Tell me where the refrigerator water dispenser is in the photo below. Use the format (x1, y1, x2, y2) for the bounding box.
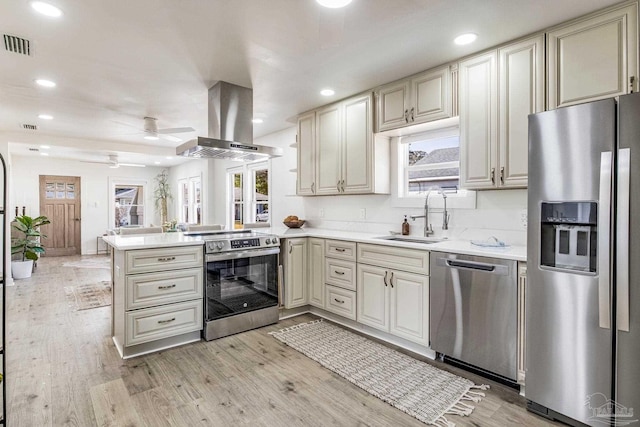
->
(540, 202, 597, 273)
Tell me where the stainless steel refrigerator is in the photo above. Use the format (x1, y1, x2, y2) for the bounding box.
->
(527, 92, 640, 426)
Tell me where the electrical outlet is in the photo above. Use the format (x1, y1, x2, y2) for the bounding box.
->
(520, 210, 528, 229)
(359, 208, 366, 220)
(319, 208, 325, 218)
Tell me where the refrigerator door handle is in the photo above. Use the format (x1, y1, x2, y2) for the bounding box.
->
(598, 151, 612, 330)
(617, 148, 631, 332)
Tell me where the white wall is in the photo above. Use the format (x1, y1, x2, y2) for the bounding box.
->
(252, 126, 528, 246)
(11, 155, 165, 254)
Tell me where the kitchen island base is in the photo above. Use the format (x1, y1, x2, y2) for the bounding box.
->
(113, 331, 201, 359)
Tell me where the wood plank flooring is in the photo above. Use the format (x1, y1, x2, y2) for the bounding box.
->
(5, 255, 560, 426)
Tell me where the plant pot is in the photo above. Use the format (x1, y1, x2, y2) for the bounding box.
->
(12, 259, 34, 280)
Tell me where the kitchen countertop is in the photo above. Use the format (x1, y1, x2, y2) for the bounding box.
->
(269, 226, 527, 262)
(102, 232, 205, 250)
(102, 227, 526, 261)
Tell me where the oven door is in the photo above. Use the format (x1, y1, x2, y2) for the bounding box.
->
(205, 247, 280, 322)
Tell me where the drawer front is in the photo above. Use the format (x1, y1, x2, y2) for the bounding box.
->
(125, 299, 202, 346)
(357, 243, 429, 275)
(325, 240, 357, 261)
(126, 267, 203, 310)
(324, 285, 356, 320)
(325, 259, 356, 291)
(126, 246, 203, 274)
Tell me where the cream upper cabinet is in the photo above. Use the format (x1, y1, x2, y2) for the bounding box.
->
(547, 2, 638, 109)
(498, 35, 545, 188)
(296, 111, 316, 196)
(376, 65, 452, 132)
(297, 92, 390, 196)
(284, 238, 308, 308)
(460, 34, 544, 189)
(308, 238, 325, 309)
(459, 50, 498, 189)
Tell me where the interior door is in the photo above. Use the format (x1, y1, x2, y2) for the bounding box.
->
(39, 175, 81, 256)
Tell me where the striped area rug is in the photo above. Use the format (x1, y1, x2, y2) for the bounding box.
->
(270, 320, 488, 427)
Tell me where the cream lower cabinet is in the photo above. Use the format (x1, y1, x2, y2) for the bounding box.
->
(308, 238, 325, 308)
(323, 239, 357, 319)
(357, 244, 429, 346)
(460, 34, 544, 189)
(284, 238, 308, 308)
(547, 2, 638, 109)
(517, 261, 527, 385)
(112, 245, 204, 358)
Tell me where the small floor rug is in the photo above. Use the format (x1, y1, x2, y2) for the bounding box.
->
(62, 258, 111, 270)
(64, 281, 112, 311)
(270, 320, 488, 427)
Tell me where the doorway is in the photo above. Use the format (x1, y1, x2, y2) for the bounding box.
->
(39, 175, 82, 256)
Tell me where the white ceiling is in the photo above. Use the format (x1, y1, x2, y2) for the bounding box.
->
(0, 0, 621, 166)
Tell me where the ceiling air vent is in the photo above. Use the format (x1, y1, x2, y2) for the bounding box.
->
(22, 124, 38, 130)
(28, 148, 39, 152)
(3, 34, 31, 56)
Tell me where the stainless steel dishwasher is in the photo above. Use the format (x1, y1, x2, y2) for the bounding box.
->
(430, 251, 517, 381)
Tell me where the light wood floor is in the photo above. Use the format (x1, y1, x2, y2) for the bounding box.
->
(5, 255, 560, 426)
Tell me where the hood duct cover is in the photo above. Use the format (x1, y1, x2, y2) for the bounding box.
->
(177, 81, 282, 160)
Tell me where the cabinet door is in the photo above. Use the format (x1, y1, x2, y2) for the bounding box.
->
(357, 264, 389, 332)
(389, 270, 429, 346)
(547, 2, 638, 109)
(342, 93, 373, 193)
(297, 112, 316, 195)
(411, 65, 452, 124)
(315, 104, 342, 195)
(498, 35, 545, 188)
(375, 80, 410, 132)
(285, 238, 308, 308)
(308, 238, 325, 308)
(459, 50, 498, 189)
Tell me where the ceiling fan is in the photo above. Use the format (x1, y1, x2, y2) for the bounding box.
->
(140, 117, 195, 142)
(81, 154, 146, 168)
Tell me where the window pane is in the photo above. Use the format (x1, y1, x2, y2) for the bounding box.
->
(407, 136, 459, 194)
(234, 173, 244, 229)
(115, 185, 144, 227)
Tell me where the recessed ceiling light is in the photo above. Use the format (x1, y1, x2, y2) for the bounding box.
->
(320, 88, 335, 96)
(35, 79, 56, 88)
(252, 118, 264, 124)
(40, 145, 50, 149)
(31, 1, 62, 17)
(454, 33, 478, 45)
(40, 152, 49, 156)
(316, 0, 352, 8)
(143, 135, 159, 141)
(38, 114, 53, 120)
(165, 156, 173, 160)
(154, 161, 161, 165)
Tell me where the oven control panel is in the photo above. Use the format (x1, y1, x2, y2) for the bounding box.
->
(231, 238, 260, 249)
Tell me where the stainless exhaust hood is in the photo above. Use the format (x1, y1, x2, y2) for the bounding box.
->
(176, 81, 282, 161)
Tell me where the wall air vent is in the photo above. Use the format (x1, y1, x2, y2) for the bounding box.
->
(22, 124, 38, 130)
(3, 34, 31, 56)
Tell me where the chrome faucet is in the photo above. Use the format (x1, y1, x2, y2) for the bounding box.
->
(409, 189, 435, 237)
(440, 190, 450, 230)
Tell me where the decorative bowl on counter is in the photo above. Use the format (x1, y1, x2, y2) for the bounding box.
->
(283, 219, 305, 228)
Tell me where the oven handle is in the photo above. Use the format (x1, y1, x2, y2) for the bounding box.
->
(206, 247, 280, 262)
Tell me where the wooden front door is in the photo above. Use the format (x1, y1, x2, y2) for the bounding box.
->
(39, 175, 81, 256)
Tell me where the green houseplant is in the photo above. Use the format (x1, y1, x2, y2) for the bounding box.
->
(11, 214, 50, 279)
(154, 169, 172, 226)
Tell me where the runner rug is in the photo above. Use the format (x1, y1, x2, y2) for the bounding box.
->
(270, 320, 488, 427)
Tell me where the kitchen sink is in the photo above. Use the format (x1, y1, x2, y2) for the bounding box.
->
(373, 235, 446, 245)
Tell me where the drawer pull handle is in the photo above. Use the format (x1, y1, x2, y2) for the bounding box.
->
(334, 298, 345, 304)
(335, 248, 346, 252)
(390, 272, 394, 288)
(334, 270, 345, 275)
(157, 317, 176, 324)
(383, 270, 388, 287)
(158, 257, 176, 262)
(158, 284, 177, 290)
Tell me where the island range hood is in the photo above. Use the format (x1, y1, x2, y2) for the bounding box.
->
(176, 81, 282, 161)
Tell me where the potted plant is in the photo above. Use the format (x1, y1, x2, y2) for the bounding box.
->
(154, 169, 172, 226)
(11, 214, 50, 279)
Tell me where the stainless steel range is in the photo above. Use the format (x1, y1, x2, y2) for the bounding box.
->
(186, 230, 280, 341)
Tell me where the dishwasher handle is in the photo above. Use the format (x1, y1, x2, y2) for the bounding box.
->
(436, 257, 509, 275)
